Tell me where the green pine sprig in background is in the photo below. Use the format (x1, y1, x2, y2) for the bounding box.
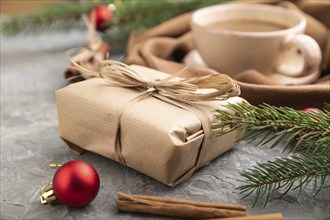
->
(1, 2, 97, 36)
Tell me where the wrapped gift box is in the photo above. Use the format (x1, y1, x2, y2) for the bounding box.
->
(56, 65, 245, 186)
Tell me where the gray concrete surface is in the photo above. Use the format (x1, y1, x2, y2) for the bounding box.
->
(1, 30, 329, 220)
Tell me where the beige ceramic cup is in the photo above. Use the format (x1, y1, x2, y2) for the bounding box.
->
(190, 3, 321, 84)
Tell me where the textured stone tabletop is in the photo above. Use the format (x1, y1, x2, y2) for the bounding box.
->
(1, 30, 329, 220)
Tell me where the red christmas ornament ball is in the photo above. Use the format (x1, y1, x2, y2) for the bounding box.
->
(295, 107, 321, 139)
(301, 107, 320, 113)
(52, 160, 100, 207)
(90, 5, 113, 31)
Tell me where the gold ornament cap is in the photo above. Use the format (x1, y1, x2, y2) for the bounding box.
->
(39, 182, 56, 205)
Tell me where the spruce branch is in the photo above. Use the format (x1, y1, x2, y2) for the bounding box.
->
(213, 103, 330, 154)
(238, 154, 330, 207)
(1, 2, 99, 35)
(213, 103, 330, 206)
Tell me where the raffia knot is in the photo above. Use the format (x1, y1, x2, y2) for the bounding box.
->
(142, 79, 160, 90)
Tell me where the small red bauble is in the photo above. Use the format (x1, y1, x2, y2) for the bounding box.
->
(302, 107, 321, 122)
(301, 108, 320, 114)
(52, 160, 100, 207)
(90, 5, 113, 31)
(295, 107, 321, 139)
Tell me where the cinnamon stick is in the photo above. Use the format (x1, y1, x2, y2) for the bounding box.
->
(206, 213, 284, 220)
(116, 192, 246, 219)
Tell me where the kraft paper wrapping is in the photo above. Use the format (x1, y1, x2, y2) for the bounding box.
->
(56, 65, 245, 185)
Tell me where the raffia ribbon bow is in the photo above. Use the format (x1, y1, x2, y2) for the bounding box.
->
(96, 60, 240, 101)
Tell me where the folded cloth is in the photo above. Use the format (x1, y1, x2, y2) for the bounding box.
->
(125, 0, 330, 109)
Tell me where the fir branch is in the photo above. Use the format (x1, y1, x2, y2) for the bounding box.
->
(238, 154, 330, 207)
(213, 103, 330, 206)
(213, 103, 330, 154)
(1, 2, 100, 35)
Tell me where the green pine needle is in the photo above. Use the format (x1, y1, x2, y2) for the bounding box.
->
(325, 103, 330, 112)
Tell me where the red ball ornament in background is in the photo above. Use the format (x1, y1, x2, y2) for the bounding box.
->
(301, 107, 320, 114)
(40, 161, 100, 207)
(90, 5, 113, 31)
(294, 107, 321, 140)
(301, 107, 321, 122)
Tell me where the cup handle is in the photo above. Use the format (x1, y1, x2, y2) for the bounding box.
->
(275, 34, 321, 77)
